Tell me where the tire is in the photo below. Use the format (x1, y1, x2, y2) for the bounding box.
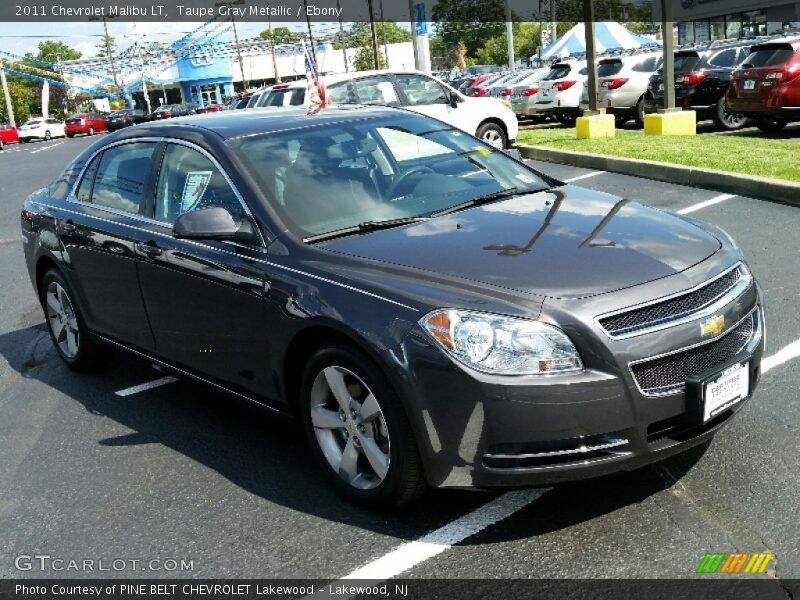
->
(754, 116, 788, 133)
(614, 113, 629, 127)
(44, 130, 51, 141)
(88, 126, 94, 136)
(555, 112, 577, 127)
(634, 96, 646, 128)
(67, 133, 74, 138)
(712, 96, 747, 130)
(475, 121, 508, 150)
(40, 269, 99, 371)
(299, 344, 427, 508)
(0, 139, 4, 151)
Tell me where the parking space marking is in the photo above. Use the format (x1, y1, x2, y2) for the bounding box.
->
(333, 489, 544, 582)
(677, 194, 737, 215)
(564, 171, 605, 183)
(115, 376, 178, 397)
(29, 142, 65, 154)
(762, 338, 800, 374)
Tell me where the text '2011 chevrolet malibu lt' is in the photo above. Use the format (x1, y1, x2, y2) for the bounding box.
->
(20, 107, 764, 507)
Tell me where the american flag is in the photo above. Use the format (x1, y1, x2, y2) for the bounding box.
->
(303, 41, 331, 115)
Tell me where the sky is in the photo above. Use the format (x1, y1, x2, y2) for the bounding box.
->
(0, 21, 317, 61)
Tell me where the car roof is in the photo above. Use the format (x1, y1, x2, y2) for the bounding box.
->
(278, 69, 446, 89)
(110, 105, 409, 141)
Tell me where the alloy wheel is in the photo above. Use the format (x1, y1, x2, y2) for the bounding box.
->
(309, 365, 390, 490)
(722, 107, 746, 129)
(45, 282, 79, 358)
(481, 129, 504, 149)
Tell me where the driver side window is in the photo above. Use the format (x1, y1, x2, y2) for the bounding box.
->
(154, 144, 245, 224)
(394, 74, 449, 106)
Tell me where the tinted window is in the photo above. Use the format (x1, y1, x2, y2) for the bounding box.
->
(352, 76, 400, 106)
(262, 88, 306, 107)
(544, 65, 571, 80)
(674, 52, 701, 72)
(707, 48, 739, 68)
(743, 45, 795, 67)
(632, 56, 661, 72)
(154, 144, 244, 224)
(395, 74, 448, 105)
(75, 156, 99, 203)
(91, 143, 156, 213)
(597, 60, 623, 77)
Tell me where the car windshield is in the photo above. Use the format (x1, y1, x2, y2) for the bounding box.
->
(231, 114, 551, 239)
(544, 65, 571, 80)
(673, 52, 701, 72)
(24, 120, 42, 126)
(597, 60, 623, 77)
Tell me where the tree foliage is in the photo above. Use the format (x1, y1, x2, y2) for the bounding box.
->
(95, 35, 117, 58)
(259, 26, 306, 45)
(353, 46, 386, 71)
(332, 22, 412, 51)
(0, 79, 34, 124)
(35, 40, 82, 64)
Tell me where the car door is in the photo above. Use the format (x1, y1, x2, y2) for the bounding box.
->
(53, 140, 159, 350)
(134, 141, 274, 398)
(392, 73, 460, 125)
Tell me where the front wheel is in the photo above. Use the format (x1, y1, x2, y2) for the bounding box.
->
(754, 116, 788, 133)
(614, 113, 629, 127)
(88, 126, 94, 136)
(476, 122, 507, 149)
(41, 269, 99, 370)
(0, 139, 4, 151)
(712, 97, 747, 130)
(300, 344, 427, 508)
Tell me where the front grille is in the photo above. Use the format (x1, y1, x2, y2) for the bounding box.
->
(631, 310, 756, 397)
(599, 265, 746, 338)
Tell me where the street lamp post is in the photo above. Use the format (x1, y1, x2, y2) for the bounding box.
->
(215, 0, 247, 91)
(88, 14, 119, 89)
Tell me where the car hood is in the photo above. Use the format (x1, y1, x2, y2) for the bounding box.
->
(318, 186, 721, 299)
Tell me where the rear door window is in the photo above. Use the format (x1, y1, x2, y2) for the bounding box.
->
(90, 143, 157, 214)
(743, 45, 795, 67)
(706, 48, 739, 68)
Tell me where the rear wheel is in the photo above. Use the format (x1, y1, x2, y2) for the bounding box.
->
(0, 139, 4, 151)
(712, 97, 747, 130)
(66, 133, 74, 138)
(614, 113, 629, 127)
(300, 344, 427, 508)
(556, 112, 577, 127)
(634, 96, 647, 128)
(754, 116, 788, 133)
(88, 126, 94, 136)
(476, 122, 507, 149)
(40, 269, 99, 370)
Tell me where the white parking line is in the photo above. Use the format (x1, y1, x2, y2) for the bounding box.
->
(762, 338, 800, 374)
(677, 193, 737, 215)
(115, 376, 178, 397)
(564, 171, 605, 183)
(29, 142, 65, 154)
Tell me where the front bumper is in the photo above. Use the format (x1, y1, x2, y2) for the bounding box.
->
(385, 259, 764, 489)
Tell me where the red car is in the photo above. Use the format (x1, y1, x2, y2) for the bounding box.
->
(65, 112, 107, 137)
(0, 125, 19, 150)
(195, 103, 225, 114)
(727, 37, 800, 132)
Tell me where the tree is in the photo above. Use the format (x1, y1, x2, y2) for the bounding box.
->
(353, 46, 386, 71)
(332, 22, 411, 50)
(96, 34, 117, 58)
(430, 0, 506, 63)
(259, 26, 305, 45)
(35, 40, 81, 65)
(0, 78, 34, 124)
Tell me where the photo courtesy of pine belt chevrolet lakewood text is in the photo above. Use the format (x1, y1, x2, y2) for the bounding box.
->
(20, 107, 764, 507)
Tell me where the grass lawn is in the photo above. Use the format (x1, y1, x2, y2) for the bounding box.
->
(517, 127, 800, 183)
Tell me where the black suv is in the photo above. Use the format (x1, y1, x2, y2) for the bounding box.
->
(646, 39, 754, 130)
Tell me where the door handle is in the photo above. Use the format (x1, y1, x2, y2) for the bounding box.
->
(136, 240, 163, 258)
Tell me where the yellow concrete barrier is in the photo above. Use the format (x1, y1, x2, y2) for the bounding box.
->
(576, 113, 616, 139)
(644, 110, 697, 136)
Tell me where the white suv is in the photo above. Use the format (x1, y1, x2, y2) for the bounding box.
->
(531, 60, 588, 126)
(255, 70, 518, 149)
(579, 51, 662, 127)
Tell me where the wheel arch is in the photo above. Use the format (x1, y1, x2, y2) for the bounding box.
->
(477, 116, 508, 138)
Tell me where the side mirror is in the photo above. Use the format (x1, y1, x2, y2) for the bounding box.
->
(503, 148, 522, 161)
(173, 207, 257, 244)
(448, 91, 460, 108)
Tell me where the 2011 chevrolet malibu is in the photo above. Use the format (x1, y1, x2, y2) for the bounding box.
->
(20, 107, 764, 507)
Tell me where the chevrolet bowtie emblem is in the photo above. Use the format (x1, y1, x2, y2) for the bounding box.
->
(701, 315, 725, 337)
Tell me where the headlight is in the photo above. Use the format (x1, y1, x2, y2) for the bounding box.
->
(420, 309, 583, 375)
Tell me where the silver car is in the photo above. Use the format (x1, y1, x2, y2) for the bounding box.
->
(509, 68, 552, 119)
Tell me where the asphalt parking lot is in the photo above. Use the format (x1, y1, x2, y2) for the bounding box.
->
(1, 134, 799, 587)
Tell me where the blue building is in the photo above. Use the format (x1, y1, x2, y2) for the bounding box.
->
(177, 51, 234, 107)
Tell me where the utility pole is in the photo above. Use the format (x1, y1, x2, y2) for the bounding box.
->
(267, 13, 281, 82)
(661, 0, 676, 111)
(583, 0, 601, 114)
(0, 59, 16, 128)
(216, 0, 247, 91)
(366, 0, 381, 70)
(337, 0, 349, 72)
(505, 0, 515, 71)
(89, 14, 119, 89)
(408, 0, 420, 70)
(303, 0, 318, 65)
(379, 0, 390, 69)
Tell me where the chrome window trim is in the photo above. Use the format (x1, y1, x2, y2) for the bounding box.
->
(65, 136, 266, 247)
(628, 305, 761, 398)
(595, 262, 751, 340)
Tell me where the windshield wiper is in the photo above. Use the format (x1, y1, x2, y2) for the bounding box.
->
(304, 216, 429, 243)
(429, 187, 540, 217)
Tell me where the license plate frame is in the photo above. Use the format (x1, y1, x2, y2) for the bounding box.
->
(744, 79, 756, 90)
(685, 358, 753, 425)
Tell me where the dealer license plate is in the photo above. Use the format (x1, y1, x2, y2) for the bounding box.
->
(703, 362, 749, 422)
(744, 80, 756, 90)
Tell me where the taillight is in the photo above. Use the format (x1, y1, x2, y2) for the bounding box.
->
(522, 87, 539, 96)
(122, 115, 129, 122)
(20, 209, 33, 223)
(501, 88, 512, 96)
(676, 71, 707, 86)
(767, 64, 800, 83)
(554, 80, 576, 92)
(604, 78, 629, 90)
(474, 88, 489, 97)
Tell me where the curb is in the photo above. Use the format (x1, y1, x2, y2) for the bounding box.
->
(515, 144, 800, 206)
